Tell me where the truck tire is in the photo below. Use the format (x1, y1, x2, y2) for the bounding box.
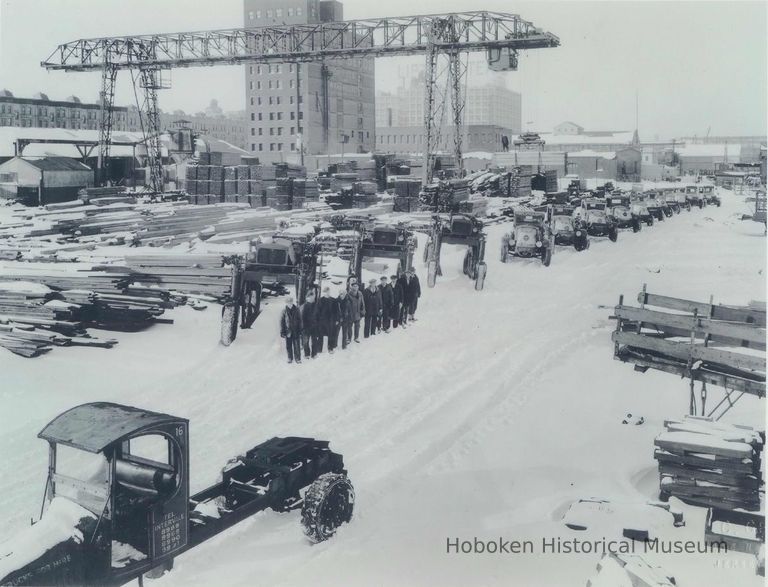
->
(427, 260, 438, 288)
(632, 218, 641, 232)
(608, 226, 618, 242)
(220, 302, 238, 346)
(301, 473, 355, 543)
(474, 262, 487, 291)
(423, 241, 432, 264)
(646, 215, 654, 227)
(541, 246, 552, 267)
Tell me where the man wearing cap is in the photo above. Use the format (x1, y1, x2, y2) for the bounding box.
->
(279, 296, 302, 364)
(337, 288, 353, 349)
(347, 280, 365, 343)
(390, 273, 405, 329)
(363, 278, 382, 338)
(300, 290, 318, 358)
(316, 286, 340, 354)
(379, 275, 394, 333)
(405, 267, 421, 321)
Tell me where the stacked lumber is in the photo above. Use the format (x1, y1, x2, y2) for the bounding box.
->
(655, 416, 764, 511)
(531, 169, 558, 193)
(78, 186, 127, 204)
(124, 254, 232, 299)
(612, 289, 766, 398)
(313, 229, 359, 259)
(419, 179, 470, 211)
(275, 162, 306, 179)
(293, 179, 319, 202)
(330, 173, 358, 192)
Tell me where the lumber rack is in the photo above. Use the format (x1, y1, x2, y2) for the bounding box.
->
(612, 285, 766, 419)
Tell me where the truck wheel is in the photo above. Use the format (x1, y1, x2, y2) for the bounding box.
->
(220, 302, 238, 346)
(541, 246, 552, 267)
(646, 216, 654, 227)
(675, 205, 681, 215)
(423, 241, 432, 264)
(301, 473, 355, 543)
(686, 202, 691, 212)
(474, 262, 487, 291)
(609, 226, 618, 242)
(462, 250, 471, 277)
(427, 260, 438, 288)
(657, 211, 665, 221)
(632, 218, 641, 232)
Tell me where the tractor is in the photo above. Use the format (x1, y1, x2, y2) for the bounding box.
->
(501, 209, 555, 266)
(675, 187, 692, 211)
(662, 188, 681, 214)
(548, 204, 589, 251)
(578, 198, 619, 241)
(607, 194, 642, 232)
(630, 193, 655, 227)
(0, 403, 354, 587)
(699, 185, 720, 206)
(220, 238, 321, 346)
(349, 222, 417, 281)
(645, 191, 668, 220)
(423, 213, 487, 290)
(685, 185, 705, 208)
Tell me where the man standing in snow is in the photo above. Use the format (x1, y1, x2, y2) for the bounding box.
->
(337, 289, 353, 349)
(379, 275, 394, 333)
(397, 272, 410, 327)
(300, 291, 318, 358)
(390, 273, 405, 329)
(347, 281, 365, 343)
(405, 268, 421, 321)
(316, 286, 340, 354)
(363, 278, 382, 338)
(279, 296, 302, 364)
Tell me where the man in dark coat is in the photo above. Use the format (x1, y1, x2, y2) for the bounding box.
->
(397, 273, 410, 326)
(405, 267, 421, 321)
(390, 273, 404, 329)
(315, 286, 340, 353)
(379, 275, 394, 332)
(279, 296, 302, 363)
(299, 292, 318, 358)
(363, 278, 382, 338)
(337, 289, 353, 349)
(347, 281, 365, 343)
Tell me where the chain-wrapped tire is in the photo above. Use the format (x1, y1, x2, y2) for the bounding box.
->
(220, 302, 238, 346)
(301, 473, 355, 543)
(427, 260, 438, 288)
(474, 262, 487, 291)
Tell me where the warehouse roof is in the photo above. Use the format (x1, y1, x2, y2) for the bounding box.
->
(567, 150, 617, 159)
(39, 402, 186, 453)
(0, 127, 167, 158)
(23, 157, 92, 172)
(513, 131, 637, 146)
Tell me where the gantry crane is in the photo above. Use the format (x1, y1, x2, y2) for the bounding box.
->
(42, 11, 559, 192)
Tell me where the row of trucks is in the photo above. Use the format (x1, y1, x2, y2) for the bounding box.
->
(499, 183, 717, 268)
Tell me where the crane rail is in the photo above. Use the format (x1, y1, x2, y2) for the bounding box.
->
(42, 11, 559, 71)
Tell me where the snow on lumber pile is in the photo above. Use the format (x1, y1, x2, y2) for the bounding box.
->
(654, 415, 764, 511)
(124, 254, 233, 299)
(612, 289, 766, 397)
(586, 553, 675, 587)
(563, 499, 683, 541)
(0, 497, 97, 585)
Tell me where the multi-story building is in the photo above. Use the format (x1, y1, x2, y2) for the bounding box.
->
(158, 110, 247, 151)
(243, 0, 376, 162)
(0, 89, 139, 131)
(375, 68, 522, 154)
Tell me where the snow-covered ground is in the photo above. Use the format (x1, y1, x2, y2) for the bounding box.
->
(0, 189, 764, 586)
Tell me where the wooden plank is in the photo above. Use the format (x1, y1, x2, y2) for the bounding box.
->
(616, 305, 765, 349)
(613, 331, 766, 373)
(654, 449, 756, 475)
(638, 292, 766, 327)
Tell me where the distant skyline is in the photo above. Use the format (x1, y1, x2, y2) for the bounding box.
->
(1, 0, 766, 140)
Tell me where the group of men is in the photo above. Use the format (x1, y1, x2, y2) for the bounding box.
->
(279, 268, 422, 364)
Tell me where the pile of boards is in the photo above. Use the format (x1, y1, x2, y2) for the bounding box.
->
(655, 416, 764, 511)
(419, 179, 471, 212)
(124, 254, 233, 299)
(612, 289, 766, 398)
(468, 168, 533, 199)
(0, 275, 178, 358)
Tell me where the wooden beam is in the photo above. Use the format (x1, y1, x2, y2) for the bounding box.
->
(637, 292, 766, 327)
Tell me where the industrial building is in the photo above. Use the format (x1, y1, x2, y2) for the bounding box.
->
(674, 143, 742, 174)
(243, 0, 376, 162)
(566, 148, 642, 182)
(0, 89, 139, 131)
(0, 156, 93, 205)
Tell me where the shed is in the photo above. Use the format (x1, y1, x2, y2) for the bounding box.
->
(0, 156, 93, 205)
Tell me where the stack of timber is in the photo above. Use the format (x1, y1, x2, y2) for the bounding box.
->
(0, 276, 178, 358)
(78, 186, 129, 204)
(532, 169, 558, 193)
(124, 254, 232, 299)
(293, 179, 319, 202)
(655, 416, 764, 511)
(312, 229, 359, 259)
(419, 179, 470, 212)
(612, 289, 766, 398)
(330, 173, 358, 192)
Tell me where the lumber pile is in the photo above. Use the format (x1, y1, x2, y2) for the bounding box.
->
(587, 553, 676, 587)
(124, 254, 233, 299)
(0, 278, 177, 358)
(612, 288, 766, 398)
(655, 415, 764, 511)
(419, 179, 470, 212)
(532, 169, 558, 193)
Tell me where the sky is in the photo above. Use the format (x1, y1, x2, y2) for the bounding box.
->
(0, 0, 766, 140)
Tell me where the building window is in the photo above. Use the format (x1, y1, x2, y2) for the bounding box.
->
(257, 97, 262, 105)
(250, 112, 255, 121)
(257, 65, 262, 75)
(290, 126, 295, 135)
(276, 96, 281, 105)
(258, 113, 263, 121)
(268, 80, 273, 89)
(251, 128, 255, 136)
(269, 113, 274, 121)
(277, 127, 283, 135)
(276, 80, 282, 89)
(259, 143, 263, 151)
(288, 8, 294, 16)
(277, 112, 282, 120)
(290, 111, 295, 120)
(289, 79, 294, 89)
(298, 112, 303, 120)
(289, 96, 294, 105)
(297, 7, 302, 16)
(270, 143, 275, 151)
(276, 8, 283, 17)
(251, 143, 255, 151)
(278, 143, 283, 151)
(268, 96, 273, 105)
(270, 128, 274, 135)
(258, 128, 263, 135)
(291, 143, 296, 151)
(249, 81, 254, 90)
(266, 9, 273, 17)
(289, 64, 294, 73)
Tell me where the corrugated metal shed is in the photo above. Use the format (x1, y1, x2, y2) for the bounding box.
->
(23, 157, 91, 172)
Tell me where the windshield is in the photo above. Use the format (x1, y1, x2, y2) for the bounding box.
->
(52, 445, 109, 514)
(553, 216, 572, 231)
